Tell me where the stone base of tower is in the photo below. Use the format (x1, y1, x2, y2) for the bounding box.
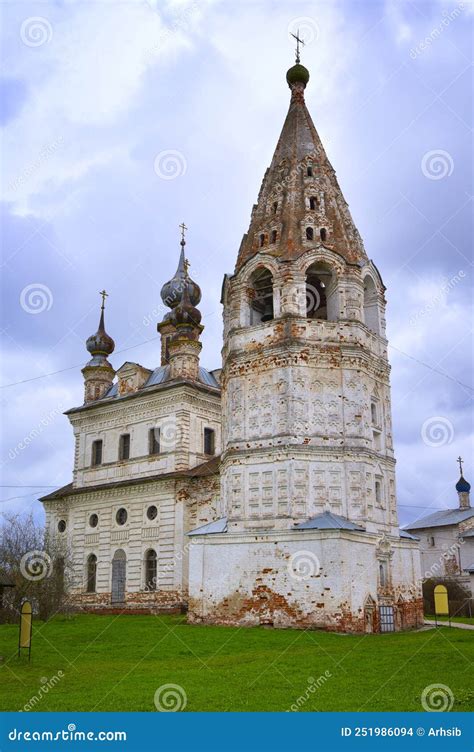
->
(188, 529, 423, 633)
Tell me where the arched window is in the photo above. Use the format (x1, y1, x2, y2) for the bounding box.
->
(306, 227, 314, 241)
(259, 233, 265, 247)
(145, 549, 157, 591)
(305, 262, 338, 321)
(307, 165, 313, 177)
(309, 196, 317, 210)
(87, 554, 97, 593)
(320, 228, 327, 241)
(379, 561, 388, 588)
(271, 230, 277, 244)
(249, 267, 274, 324)
(363, 275, 380, 335)
(371, 401, 378, 426)
(272, 201, 278, 214)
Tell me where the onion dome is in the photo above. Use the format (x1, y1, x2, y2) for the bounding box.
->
(286, 63, 310, 88)
(171, 271, 202, 331)
(86, 291, 115, 358)
(456, 476, 471, 493)
(160, 236, 201, 310)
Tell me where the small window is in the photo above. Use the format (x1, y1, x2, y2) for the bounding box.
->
(58, 519, 66, 533)
(145, 549, 157, 591)
(375, 480, 382, 504)
(87, 554, 97, 593)
(259, 233, 265, 247)
(306, 227, 314, 241)
(204, 427, 215, 456)
(116, 508, 128, 526)
(428, 535, 435, 547)
(149, 428, 160, 455)
(371, 402, 378, 426)
(271, 230, 277, 244)
(272, 201, 278, 214)
(91, 439, 103, 467)
(89, 513, 98, 528)
(147, 505, 158, 521)
(309, 196, 317, 210)
(119, 434, 130, 461)
(379, 561, 388, 588)
(320, 228, 327, 241)
(307, 165, 313, 177)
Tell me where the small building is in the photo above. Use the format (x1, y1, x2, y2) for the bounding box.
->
(404, 463, 474, 615)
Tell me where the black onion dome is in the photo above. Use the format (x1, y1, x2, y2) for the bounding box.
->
(160, 241, 201, 309)
(456, 475, 471, 493)
(171, 274, 202, 328)
(86, 309, 115, 356)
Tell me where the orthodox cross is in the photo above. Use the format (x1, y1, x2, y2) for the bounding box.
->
(291, 29, 305, 64)
(179, 222, 188, 244)
(99, 289, 108, 311)
(457, 456, 464, 475)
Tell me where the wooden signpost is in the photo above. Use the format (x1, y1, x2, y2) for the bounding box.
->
(18, 600, 33, 660)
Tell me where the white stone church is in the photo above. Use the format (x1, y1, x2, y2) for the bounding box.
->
(41, 57, 424, 633)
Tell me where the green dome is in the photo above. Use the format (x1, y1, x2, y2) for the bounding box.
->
(286, 63, 310, 87)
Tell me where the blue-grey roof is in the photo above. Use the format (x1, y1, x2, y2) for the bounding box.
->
(294, 511, 365, 531)
(102, 364, 219, 400)
(399, 529, 420, 541)
(404, 507, 474, 531)
(460, 529, 474, 538)
(187, 517, 227, 537)
(463, 563, 474, 573)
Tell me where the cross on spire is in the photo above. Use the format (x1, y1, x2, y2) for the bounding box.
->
(457, 456, 464, 475)
(291, 29, 305, 64)
(99, 289, 108, 311)
(179, 222, 188, 245)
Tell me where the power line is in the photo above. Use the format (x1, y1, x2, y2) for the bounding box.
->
(0, 336, 161, 389)
(1, 336, 471, 391)
(388, 343, 473, 392)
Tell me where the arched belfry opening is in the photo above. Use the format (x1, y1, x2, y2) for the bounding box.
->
(363, 276, 380, 335)
(305, 262, 338, 321)
(249, 267, 274, 324)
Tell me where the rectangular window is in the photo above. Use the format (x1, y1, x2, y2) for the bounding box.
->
(428, 535, 435, 547)
(149, 428, 160, 455)
(204, 427, 215, 456)
(91, 439, 103, 466)
(119, 434, 130, 461)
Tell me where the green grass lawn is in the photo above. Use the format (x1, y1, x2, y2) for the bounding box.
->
(0, 614, 473, 712)
(425, 615, 474, 625)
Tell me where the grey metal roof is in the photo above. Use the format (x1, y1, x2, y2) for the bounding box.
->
(101, 364, 219, 401)
(404, 507, 474, 531)
(399, 529, 420, 541)
(463, 563, 474, 573)
(460, 529, 474, 538)
(294, 511, 365, 531)
(187, 516, 227, 537)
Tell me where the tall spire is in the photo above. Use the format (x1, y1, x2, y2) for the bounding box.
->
(82, 291, 115, 403)
(235, 56, 367, 272)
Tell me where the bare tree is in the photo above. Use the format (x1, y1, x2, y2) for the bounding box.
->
(0, 512, 72, 623)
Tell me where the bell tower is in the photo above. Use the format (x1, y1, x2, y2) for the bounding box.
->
(220, 57, 396, 536)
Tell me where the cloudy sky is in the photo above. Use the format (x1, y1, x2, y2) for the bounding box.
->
(0, 0, 472, 527)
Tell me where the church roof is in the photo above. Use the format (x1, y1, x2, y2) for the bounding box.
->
(187, 517, 228, 537)
(39, 456, 221, 502)
(235, 65, 367, 272)
(101, 365, 219, 401)
(399, 529, 420, 541)
(460, 529, 474, 538)
(294, 511, 365, 531)
(404, 506, 474, 531)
